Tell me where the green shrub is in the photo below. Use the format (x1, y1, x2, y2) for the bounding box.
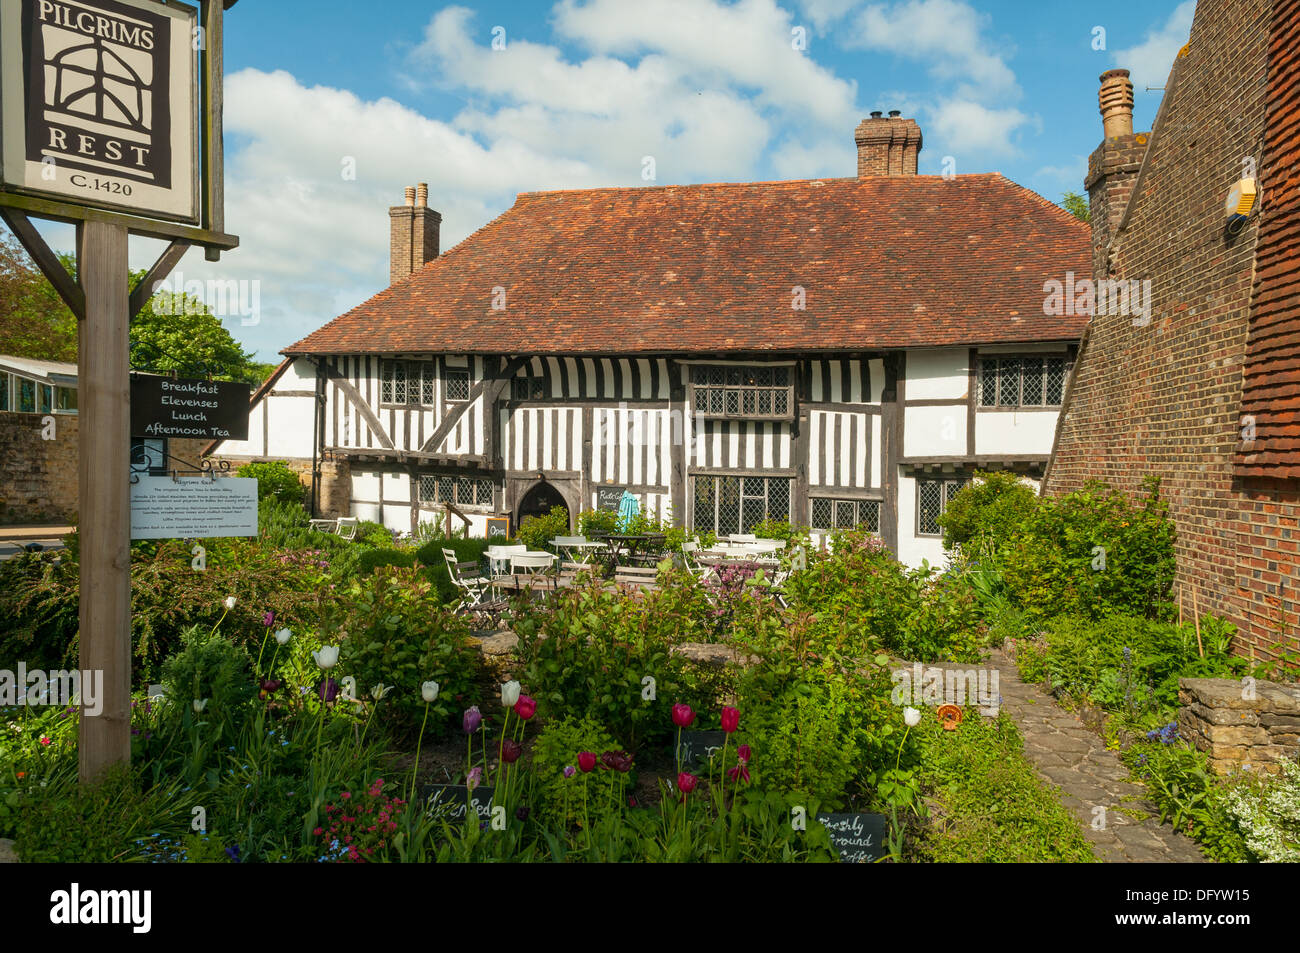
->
(1224, 758, 1300, 862)
(576, 508, 620, 538)
(937, 470, 1038, 553)
(517, 506, 570, 551)
(1122, 741, 1252, 862)
(333, 570, 479, 739)
(237, 461, 305, 504)
(160, 624, 256, 725)
(530, 715, 625, 829)
(357, 549, 416, 575)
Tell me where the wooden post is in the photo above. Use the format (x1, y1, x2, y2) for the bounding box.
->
(77, 220, 132, 781)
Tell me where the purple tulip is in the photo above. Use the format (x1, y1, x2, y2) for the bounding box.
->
(563, 765, 576, 778)
(316, 678, 339, 703)
(262, 611, 275, 627)
(463, 706, 482, 734)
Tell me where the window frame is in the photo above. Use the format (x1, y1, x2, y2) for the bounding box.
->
(443, 367, 471, 404)
(417, 473, 495, 511)
(976, 354, 1071, 410)
(690, 473, 792, 535)
(688, 365, 795, 422)
(915, 477, 968, 537)
(810, 496, 882, 534)
(380, 360, 438, 408)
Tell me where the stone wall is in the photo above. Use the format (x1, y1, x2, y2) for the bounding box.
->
(0, 412, 78, 523)
(205, 454, 351, 518)
(1177, 677, 1300, 775)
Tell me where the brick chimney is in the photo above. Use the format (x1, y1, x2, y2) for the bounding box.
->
(389, 183, 441, 284)
(1084, 70, 1147, 277)
(855, 111, 923, 176)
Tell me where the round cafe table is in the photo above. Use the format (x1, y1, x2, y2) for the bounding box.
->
(593, 533, 668, 570)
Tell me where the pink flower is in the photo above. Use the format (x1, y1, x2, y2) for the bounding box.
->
(720, 706, 740, 733)
(677, 772, 698, 795)
(737, 744, 752, 764)
(39, 736, 51, 746)
(672, 704, 696, 728)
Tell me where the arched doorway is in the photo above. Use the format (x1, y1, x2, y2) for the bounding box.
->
(516, 480, 569, 530)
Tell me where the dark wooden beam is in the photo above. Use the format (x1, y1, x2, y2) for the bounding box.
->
(129, 241, 190, 318)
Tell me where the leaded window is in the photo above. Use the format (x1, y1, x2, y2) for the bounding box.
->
(444, 369, 470, 402)
(418, 474, 494, 508)
(690, 365, 793, 420)
(691, 475, 791, 535)
(381, 361, 438, 406)
(917, 477, 967, 536)
(811, 498, 881, 534)
(977, 355, 1070, 408)
(511, 376, 548, 400)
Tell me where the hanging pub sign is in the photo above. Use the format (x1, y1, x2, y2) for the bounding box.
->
(0, 0, 200, 223)
(130, 372, 250, 440)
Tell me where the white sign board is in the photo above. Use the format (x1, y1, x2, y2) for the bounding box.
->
(130, 475, 258, 539)
(0, 0, 200, 222)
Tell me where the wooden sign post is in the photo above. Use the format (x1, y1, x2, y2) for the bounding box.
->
(0, 0, 240, 782)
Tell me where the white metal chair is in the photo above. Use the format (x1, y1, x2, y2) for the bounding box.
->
(680, 538, 711, 580)
(729, 533, 759, 544)
(486, 544, 527, 593)
(443, 548, 490, 613)
(335, 517, 359, 540)
(511, 552, 558, 576)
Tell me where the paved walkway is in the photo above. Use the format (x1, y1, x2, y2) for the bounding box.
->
(980, 647, 1207, 862)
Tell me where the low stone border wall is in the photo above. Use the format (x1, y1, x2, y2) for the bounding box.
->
(1177, 677, 1300, 775)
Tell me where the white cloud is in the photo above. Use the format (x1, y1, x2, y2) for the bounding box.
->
(1111, 1, 1195, 95)
(848, 0, 1019, 102)
(795, 0, 861, 32)
(926, 99, 1030, 157)
(1034, 156, 1089, 191)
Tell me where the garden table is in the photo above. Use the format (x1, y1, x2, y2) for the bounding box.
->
(549, 537, 605, 565)
(593, 533, 668, 570)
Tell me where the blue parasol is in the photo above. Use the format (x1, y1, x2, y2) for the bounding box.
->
(616, 490, 641, 532)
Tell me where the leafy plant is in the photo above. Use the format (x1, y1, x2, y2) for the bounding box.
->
(236, 461, 306, 505)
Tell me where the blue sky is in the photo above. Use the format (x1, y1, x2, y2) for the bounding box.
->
(26, 0, 1197, 363)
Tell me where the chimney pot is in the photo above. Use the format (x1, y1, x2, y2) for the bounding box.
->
(416, 183, 428, 208)
(888, 109, 902, 118)
(390, 184, 441, 284)
(1098, 69, 1135, 139)
(404, 186, 415, 206)
(870, 110, 883, 119)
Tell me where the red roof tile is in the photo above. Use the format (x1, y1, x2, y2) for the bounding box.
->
(286, 174, 1091, 356)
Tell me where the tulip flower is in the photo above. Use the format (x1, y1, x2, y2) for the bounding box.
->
(410, 681, 442, 802)
(514, 694, 537, 720)
(671, 703, 696, 728)
(262, 610, 275, 627)
(312, 646, 340, 670)
(502, 739, 522, 764)
(578, 751, 597, 773)
(224, 596, 237, 610)
(563, 765, 576, 779)
(274, 628, 292, 645)
(600, 750, 634, 773)
(500, 680, 521, 708)
(463, 706, 482, 734)
(467, 766, 482, 791)
(193, 699, 208, 714)
(370, 683, 394, 702)
(904, 706, 922, 727)
(737, 744, 751, 764)
(677, 771, 697, 794)
(316, 678, 339, 703)
(720, 706, 740, 733)
(421, 681, 440, 703)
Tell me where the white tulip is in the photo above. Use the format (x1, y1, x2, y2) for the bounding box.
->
(193, 699, 208, 714)
(903, 706, 922, 727)
(370, 683, 394, 702)
(274, 628, 292, 645)
(422, 681, 440, 703)
(501, 680, 521, 708)
(312, 646, 340, 670)
(224, 596, 237, 610)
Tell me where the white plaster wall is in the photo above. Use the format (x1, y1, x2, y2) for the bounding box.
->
(974, 410, 1060, 455)
(905, 349, 968, 400)
(384, 471, 411, 504)
(351, 471, 380, 502)
(904, 404, 968, 457)
(266, 395, 315, 458)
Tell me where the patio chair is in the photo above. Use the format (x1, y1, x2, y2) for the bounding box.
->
(511, 551, 561, 596)
(442, 548, 491, 614)
(729, 533, 758, 544)
(335, 517, 359, 541)
(486, 544, 527, 593)
(679, 538, 710, 579)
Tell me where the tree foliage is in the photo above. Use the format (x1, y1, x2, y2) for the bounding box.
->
(0, 229, 271, 385)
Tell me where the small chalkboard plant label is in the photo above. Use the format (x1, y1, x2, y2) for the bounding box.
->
(816, 812, 886, 863)
(423, 784, 495, 824)
(675, 730, 727, 770)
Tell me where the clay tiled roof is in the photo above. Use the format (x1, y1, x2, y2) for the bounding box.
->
(286, 174, 1090, 357)
(1237, 0, 1300, 478)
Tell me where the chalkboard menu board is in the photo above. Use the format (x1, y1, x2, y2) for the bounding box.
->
(486, 517, 510, 539)
(675, 730, 727, 770)
(130, 373, 251, 441)
(596, 485, 626, 512)
(816, 812, 886, 863)
(423, 784, 494, 824)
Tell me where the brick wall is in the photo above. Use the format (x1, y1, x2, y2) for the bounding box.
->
(206, 454, 351, 518)
(1044, 0, 1300, 664)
